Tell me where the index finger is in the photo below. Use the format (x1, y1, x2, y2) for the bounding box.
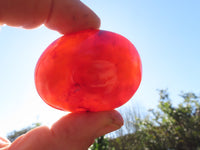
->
(0, 0, 100, 34)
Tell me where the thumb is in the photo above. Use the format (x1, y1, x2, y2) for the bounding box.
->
(8, 110, 123, 150)
(51, 110, 124, 149)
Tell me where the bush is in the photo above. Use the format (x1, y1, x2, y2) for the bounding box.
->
(109, 90, 200, 150)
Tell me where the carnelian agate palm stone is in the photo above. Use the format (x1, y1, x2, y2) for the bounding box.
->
(35, 29, 142, 112)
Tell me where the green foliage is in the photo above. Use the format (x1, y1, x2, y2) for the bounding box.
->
(7, 122, 41, 142)
(137, 90, 200, 150)
(109, 90, 200, 150)
(90, 136, 113, 150)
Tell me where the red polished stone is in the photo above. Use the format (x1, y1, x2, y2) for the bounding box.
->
(35, 29, 142, 112)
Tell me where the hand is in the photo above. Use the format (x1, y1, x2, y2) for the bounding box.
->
(0, 0, 100, 34)
(0, 111, 123, 150)
(0, 0, 123, 149)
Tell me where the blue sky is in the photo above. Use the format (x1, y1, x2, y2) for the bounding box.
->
(0, 0, 200, 137)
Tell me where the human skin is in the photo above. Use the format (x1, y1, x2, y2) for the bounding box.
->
(0, 0, 124, 149)
(0, 0, 100, 34)
(0, 111, 123, 150)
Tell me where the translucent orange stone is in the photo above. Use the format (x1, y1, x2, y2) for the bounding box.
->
(35, 29, 142, 112)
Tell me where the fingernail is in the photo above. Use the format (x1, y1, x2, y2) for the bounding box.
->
(109, 110, 124, 127)
(96, 111, 124, 137)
